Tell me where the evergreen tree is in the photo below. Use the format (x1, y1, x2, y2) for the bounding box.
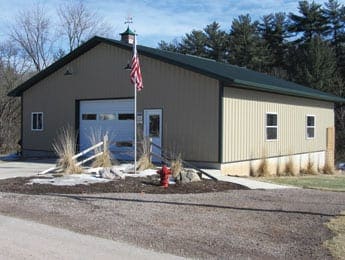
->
(157, 39, 180, 52)
(179, 30, 208, 58)
(229, 14, 268, 71)
(288, 1, 329, 42)
(203, 22, 229, 62)
(323, 0, 345, 74)
(323, 0, 345, 45)
(259, 13, 288, 74)
(290, 36, 336, 92)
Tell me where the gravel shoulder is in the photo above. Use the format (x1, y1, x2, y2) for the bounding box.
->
(1, 189, 345, 259)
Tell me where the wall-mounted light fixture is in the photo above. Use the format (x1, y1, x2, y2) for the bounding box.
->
(64, 67, 73, 76)
(123, 62, 131, 70)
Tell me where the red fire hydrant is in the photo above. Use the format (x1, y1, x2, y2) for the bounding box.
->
(157, 165, 171, 188)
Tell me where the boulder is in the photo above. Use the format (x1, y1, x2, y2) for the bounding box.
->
(186, 171, 201, 182)
(99, 168, 115, 179)
(176, 169, 201, 183)
(110, 167, 126, 179)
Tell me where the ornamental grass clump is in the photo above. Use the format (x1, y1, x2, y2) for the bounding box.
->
(323, 162, 335, 175)
(284, 156, 296, 176)
(137, 136, 154, 171)
(52, 125, 82, 174)
(256, 158, 271, 177)
(252, 150, 270, 177)
(89, 129, 114, 168)
(301, 156, 318, 175)
(171, 153, 183, 178)
(92, 144, 113, 168)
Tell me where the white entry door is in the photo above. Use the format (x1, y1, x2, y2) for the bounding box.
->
(144, 109, 162, 162)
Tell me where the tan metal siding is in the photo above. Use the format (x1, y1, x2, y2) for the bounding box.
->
(138, 55, 219, 162)
(23, 43, 219, 162)
(222, 87, 334, 162)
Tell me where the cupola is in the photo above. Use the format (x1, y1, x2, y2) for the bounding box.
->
(120, 26, 136, 44)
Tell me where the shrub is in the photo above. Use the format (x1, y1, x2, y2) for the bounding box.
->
(52, 125, 82, 174)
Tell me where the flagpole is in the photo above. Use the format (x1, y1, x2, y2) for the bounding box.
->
(134, 80, 137, 174)
(133, 33, 137, 174)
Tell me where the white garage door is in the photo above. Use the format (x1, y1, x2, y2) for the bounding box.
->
(79, 99, 134, 160)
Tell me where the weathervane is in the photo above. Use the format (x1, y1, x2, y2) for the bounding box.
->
(125, 16, 133, 25)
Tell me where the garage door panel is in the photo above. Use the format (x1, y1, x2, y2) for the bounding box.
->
(79, 99, 134, 160)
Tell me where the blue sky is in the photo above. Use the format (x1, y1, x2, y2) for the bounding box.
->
(1, 0, 344, 47)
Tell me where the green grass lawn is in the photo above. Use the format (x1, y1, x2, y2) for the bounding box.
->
(259, 174, 345, 191)
(324, 211, 345, 259)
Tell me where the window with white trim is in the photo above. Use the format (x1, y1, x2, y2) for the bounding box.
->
(306, 115, 315, 139)
(266, 113, 278, 140)
(31, 112, 43, 131)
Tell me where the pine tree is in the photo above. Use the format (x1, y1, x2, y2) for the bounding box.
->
(157, 39, 180, 52)
(323, 0, 345, 74)
(229, 14, 269, 72)
(291, 36, 336, 92)
(259, 13, 288, 75)
(179, 30, 208, 58)
(323, 0, 345, 45)
(203, 22, 229, 62)
(288, 1, 329, 42)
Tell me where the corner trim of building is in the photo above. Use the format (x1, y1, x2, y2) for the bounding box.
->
(20, 94, 23, 153)
(218, 82, 224, 164)
(75, 100, 80, 152)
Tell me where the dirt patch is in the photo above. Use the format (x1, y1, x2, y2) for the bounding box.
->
(0, 175, 246, 194)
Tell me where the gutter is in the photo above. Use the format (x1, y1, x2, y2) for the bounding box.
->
(233, 79, 345, 103)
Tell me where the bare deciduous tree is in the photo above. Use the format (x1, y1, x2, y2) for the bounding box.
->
(10, 4, 53, 72)
(57, 0, 113, 52)
(0, 41, 27, 153)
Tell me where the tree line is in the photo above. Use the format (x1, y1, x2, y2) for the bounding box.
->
(159, 0, 345, 161)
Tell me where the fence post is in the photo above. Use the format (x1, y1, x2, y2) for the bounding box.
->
(326, 127, 335, 169)
(103, 134, 108, 154)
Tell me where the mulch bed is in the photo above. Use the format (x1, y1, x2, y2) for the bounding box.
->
(0, 175, 247, 194)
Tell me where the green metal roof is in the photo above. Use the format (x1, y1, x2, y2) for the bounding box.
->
(8, 36, 345, 103)
(120, 26, 135, 36)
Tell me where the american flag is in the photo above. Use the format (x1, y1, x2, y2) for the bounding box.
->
(130, 37, 143, 91)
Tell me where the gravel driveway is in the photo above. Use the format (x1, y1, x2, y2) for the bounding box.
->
(0, 189, 344, 259)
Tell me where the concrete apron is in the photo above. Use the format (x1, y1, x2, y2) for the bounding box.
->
(0, 160, 56, 180)
(0, 214, 183, 260)
(201, 169, 296, 190)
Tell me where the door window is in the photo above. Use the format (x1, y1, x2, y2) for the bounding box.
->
(149, 115, 160, 137)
